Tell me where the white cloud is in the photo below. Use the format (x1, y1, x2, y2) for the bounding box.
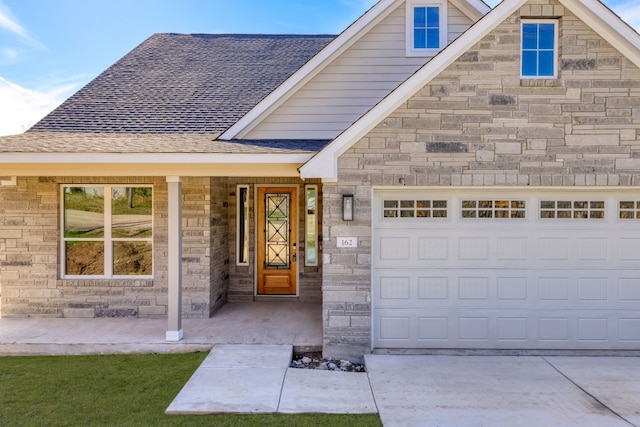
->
(0, 1, 31, 42)
(0, 77, 76, 136)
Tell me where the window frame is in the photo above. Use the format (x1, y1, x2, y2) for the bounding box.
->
(305, 185, 319, 267)
(521, 19, 558, 79)
(460, 199, 527, 219)
(236, 185, 250, 266)
(60, 184, 154, 279)
(383, 198, 448, 219)
(539, 200, 605, 220)
(406, 0, 448, 57)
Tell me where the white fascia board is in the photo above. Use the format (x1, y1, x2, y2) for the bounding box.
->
(450, 0, 491, 21)
(300, 0, 526, 180)
(0, 152, 314, 164)
(561, 0, 640, 70)
(219, 0, 403, 140)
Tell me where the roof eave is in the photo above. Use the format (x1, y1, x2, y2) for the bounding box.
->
(0, 152, 313, 177)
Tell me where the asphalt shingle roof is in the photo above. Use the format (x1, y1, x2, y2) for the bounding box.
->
(29, 33, 335, 134)
(0, 133, 330, 154)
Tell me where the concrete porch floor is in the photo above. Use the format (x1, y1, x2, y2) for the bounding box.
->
(0, 301, 322, 356)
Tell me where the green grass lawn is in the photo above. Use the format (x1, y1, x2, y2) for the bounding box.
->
(0, 352, 382, 427)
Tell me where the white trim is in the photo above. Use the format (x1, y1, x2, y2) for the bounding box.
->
(564, 0, 640, 70)
(220, 0, 491, 141)
(304, 184, 319, 267)
(450, 0, 490, 21)
(236, 185, 250, 266)
(520, 19, 558, 79)
(0, 152, 313, 164)
(165, 329, 183, 342)
(220, 0, 403, 140)
(406, 0, 448, 57)
(371, 185, 640, 192)
(300, 0, 640, 180)
(60, 184, 154, 279)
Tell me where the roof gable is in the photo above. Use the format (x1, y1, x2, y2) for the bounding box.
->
(220, 0, 490, 140)
(300, 0, 640, 180)
(29, 34, 334, 134)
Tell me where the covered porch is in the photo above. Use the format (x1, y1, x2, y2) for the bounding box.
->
(0, 301, 321, 356)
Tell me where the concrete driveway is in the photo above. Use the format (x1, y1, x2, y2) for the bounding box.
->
(365, 355, 640, 427)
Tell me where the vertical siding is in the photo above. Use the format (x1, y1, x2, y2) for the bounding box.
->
(245, 2, 475, 140)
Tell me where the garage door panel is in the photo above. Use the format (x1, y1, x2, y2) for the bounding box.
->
(375, 308, 640, 348)
(376, 233, 633, 269)
(375, 269, 638, 310)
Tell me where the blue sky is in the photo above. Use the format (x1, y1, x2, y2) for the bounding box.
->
(0, 0, 638, 135)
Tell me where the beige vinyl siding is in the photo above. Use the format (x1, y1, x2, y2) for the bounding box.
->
(244, 2, 475, 140)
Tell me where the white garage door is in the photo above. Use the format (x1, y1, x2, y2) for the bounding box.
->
(373, 189, 640, 350)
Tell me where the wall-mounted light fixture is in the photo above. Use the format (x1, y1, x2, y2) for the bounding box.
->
(343, 195, 354, 221)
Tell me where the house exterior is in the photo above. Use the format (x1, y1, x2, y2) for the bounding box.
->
(1, 0, 640, 361)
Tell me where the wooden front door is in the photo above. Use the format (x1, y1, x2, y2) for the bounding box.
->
(257, 187, 297, 295)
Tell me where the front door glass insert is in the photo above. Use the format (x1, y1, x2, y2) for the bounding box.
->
(265, 193, 290, 269)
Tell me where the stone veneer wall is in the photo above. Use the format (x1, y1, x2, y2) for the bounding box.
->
(322, 0, 640, 360)
(0, 176, 227, 318)
(227, 178, 323, 302)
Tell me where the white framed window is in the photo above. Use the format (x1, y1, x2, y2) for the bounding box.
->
(406, 0, 447, 57)
(237, 185, 250, 265)
(540, 200, 605, 219)
(521, 19, 558, 78)
(305, 185, 318, 266)
(461, 200, 526, 219)
(383, 199, 448, 218)
(619, 201, 640, 219)
(61, 185, 153, 278)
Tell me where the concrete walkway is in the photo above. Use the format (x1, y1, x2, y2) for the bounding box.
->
(164, 344, 640, 426)
(1, 309, 639, 426)
(166, 344, 377, 414)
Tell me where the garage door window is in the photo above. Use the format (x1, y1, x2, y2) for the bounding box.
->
(383, 199, 447, 218)
(619, 201, 640, 219)
(461, 200, 525, 218)
(540, 200, 604, 219)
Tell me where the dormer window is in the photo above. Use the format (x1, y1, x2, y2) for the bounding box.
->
(521, 20, 558, 78)
(406, 0, 447, 57)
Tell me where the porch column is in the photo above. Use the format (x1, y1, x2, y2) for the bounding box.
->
(166, 176, 183, 341)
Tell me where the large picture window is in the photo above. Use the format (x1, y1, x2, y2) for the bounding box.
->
(62, 185, 153, 277)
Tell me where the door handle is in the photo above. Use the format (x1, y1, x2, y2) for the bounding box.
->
(291, 253, 297, 262)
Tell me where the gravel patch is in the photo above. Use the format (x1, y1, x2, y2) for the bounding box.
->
(290, 352, 365, 372)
